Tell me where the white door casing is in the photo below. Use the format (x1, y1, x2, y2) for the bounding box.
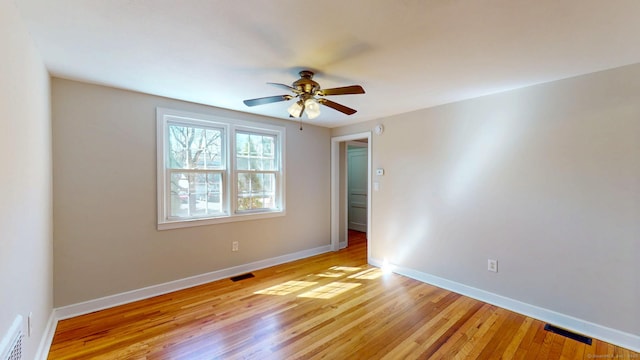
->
(331, 132, 371, 258)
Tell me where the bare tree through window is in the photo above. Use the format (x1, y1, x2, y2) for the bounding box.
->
(168, 124, 224, 217)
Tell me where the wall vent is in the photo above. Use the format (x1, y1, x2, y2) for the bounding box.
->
(230, 272, 255, 282)
(544, 323, 592, 345)
(0, 315, 23, 360)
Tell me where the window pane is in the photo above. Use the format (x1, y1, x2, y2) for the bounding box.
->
(168, 124, 223, 170)
(237, 172, 276, 211)
(169, 172, 223, 217)
(236, 132, 277, 171)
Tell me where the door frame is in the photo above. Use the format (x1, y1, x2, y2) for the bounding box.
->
(331, 132, 372, 261)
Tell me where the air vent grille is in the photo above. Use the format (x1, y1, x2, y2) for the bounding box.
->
(5, 334, 22, 360)
(1, 315, 23, 360)
(230, 272, 255, 282)
(544, 323, 592, 345)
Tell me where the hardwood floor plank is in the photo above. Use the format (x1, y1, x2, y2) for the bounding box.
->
(477, 311, 527, 359)
(534, 331, 556, 360)
(548, 333, 567, 359)
(456, 307, 509, 359)
(559, 337, 582, 360)
(502, 316, 535, 359)
(433, 303, 495, 360)
(47, 231, 639, 359)
(415, 300, 485, 358)
(512, 318, 544, 359)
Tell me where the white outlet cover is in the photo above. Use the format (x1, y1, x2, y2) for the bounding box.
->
(488, 259, 498, 272)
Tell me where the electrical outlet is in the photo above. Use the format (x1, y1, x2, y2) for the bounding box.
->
(488, 259, 498, 273)
(232, 241, 239, 252)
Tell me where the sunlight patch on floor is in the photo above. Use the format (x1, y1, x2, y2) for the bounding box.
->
(254, 281, 317, 296)
(297, 282, 362, 299)
(329, 266, 362, 272)
(315, 271, 345, 278)
(254, 265, 381, 298)
(348, 268, 383, 280)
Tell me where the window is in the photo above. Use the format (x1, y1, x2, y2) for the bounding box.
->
(157, 108, 285, 229)
(236, 131, 279, 211)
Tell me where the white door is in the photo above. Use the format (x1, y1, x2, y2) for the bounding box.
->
(348, 146, 368, 232)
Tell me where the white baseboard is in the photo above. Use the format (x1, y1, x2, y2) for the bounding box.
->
(369, 257, 640, 353)
(35, 311, 57, 360)
(55, 244, 331, 320)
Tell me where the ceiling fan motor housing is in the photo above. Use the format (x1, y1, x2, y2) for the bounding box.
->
(292, 70, 320, 94)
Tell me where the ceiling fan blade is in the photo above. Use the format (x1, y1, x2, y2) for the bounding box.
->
(267, 82, 300, 93)
(318, 98, 357, 115)
(243, 95, 292, 107)
(318, 85, 365, 96)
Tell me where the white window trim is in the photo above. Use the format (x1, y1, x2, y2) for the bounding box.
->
(157, 108, 286, 230)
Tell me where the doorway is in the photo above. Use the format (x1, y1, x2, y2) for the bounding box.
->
(330, 132, 371, 261)
(347, 142, 368, 233)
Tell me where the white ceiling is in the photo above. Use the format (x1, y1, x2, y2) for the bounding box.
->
(13, 0, 640, 127)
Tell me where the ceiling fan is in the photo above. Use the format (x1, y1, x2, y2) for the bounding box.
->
(243, 70, 365, 122)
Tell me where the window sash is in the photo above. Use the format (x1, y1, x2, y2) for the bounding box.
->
(166, 169, 226, 220)
(235, 131, 278, 171)
(166, 121, 226, 170)
(235, 170, 280, 213)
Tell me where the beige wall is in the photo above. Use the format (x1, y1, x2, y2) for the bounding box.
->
(52, 78, 331, 306)
(0, 1, 53, 359)
(334, 63, 640, 336)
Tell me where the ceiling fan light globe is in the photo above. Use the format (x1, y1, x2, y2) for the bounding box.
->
(288, 101, 303, 118)
(304, 98, 321, 119)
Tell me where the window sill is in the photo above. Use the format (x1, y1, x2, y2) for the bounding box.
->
(157, 210, 285, 230)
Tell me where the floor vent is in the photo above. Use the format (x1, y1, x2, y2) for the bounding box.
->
(1, 315, 23, 360)
(544, 324, 592, 345)
(230, 273, 255, 282)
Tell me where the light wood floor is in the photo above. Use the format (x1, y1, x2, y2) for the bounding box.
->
(49, 231, 638, 359)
